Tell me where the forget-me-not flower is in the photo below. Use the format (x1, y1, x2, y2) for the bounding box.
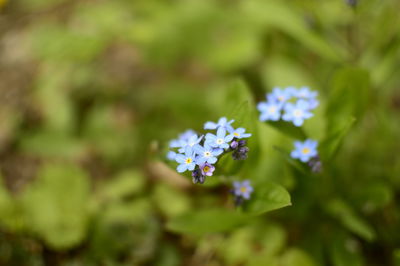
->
(290, 139, 318, 163)
(228, 127, 252, 139)
(257, 101, 283, 121)
(267, 87, 292, 103)
(282, 99, 313, 126)
(178, 134, 203, 153)
(194, 143, 223, 164)
(295, 87, 318, 99)
(233, 180, 253, 200)
(175, 147, 197, 173)
(169, 129, 197, 148)
(205, 127, 234, 150)
(204, 117, 234, 131)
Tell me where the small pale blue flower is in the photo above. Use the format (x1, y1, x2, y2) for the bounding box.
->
(228, 127, 252, 139)
(194, 143, 223, 164)
(204, 117, 234, 131)
(267, 87, 292, 103)
(296, 87, 318, 99)
(233, 180, 253, 200)
(169, 129, 197, 148)
(282, 99, 313, 126)
(290, 139, 318, 163)
(257, 101, 283, 121)
(175, 147, 197, 173)
(205, 127, 234, 150)
(178, 134, 203, 153)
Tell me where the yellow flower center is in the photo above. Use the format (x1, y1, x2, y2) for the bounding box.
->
(268, 107, 276, 113)
(203, 166, 210, 172)
(240, 187, 247, 193)
(278, 96, 284, 101)
(233, 132, 240, 137)
(185, 158, 192, 164)
(302, 148, 310, 154)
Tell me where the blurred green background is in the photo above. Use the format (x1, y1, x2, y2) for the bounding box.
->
(0, 0, 400, 265)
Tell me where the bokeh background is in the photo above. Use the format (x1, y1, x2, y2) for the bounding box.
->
(1, 0, 400, 265)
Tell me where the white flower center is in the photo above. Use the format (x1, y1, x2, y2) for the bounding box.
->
(268, 107, 276, 113)
(204, 151, 211, 157)
(216, 138, 224, 145)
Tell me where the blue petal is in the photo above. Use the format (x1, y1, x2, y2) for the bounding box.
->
(204, 121, 217, 130)
(175, 154, 186, 163)
(177, 164, 187, 173)
(208, 157, 217, 164)
(216, 127, 226, 138)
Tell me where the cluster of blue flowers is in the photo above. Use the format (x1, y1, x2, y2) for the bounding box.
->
(167, 117, 252, 184)
(231, 180, 254, 206)
(257, 86, 319, 127)
(290, 139, 322, 172)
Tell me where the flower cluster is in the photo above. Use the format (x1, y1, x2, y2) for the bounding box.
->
(231, 180, 254, 206)
(167, 117, 252, 184)
(290, 139, 322, 173)
(257, 86, 319, 127)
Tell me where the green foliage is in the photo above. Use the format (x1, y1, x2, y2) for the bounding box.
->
(1, 0, 400, 265)
(20, 164, 90, 249)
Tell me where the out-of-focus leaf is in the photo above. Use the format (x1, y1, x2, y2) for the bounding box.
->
(280, 248, 316, 266)
(355, 182, 393, 213)
(326, 67, 370, 133)
(152, 184, 191, 218)
(166, 208, 248, 235)
(244, 181, 291, 215)
(329, 231, 364, 266)
(20, 164, 90, 249)
(326, 199, 375, 242)
(242, 0, 346, 62)
(266, 121, 307, 140)
(0, 177, 25, 231)
(320, 117, 355, 161)
(100, 170, 145, 202)
(20, 131, 86, 159)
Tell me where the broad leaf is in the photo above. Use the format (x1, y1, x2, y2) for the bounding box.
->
(244, 181, 291, 215)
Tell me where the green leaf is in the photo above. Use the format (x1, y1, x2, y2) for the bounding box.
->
(242, 0, 346, 62)
(326, 67, 370, 133)
(244, 181, 291, 215)
(100, 169, 145, 202)
(320, 117, 355, 161)
(326, 199, 375, 242)
(166, 208, 248, 235)
(265, 121, 307, 140)
(20, 164, 90, 249)
(280, 248, 316, 266)
(329, 231, 364, 266)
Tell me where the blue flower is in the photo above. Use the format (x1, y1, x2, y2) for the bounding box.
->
(233, 180, 253, 200)
(290, 139, 318, 163)
(169, 129, 197, 148)
(282, 99, 313, 126)
(228, 127, 252, 139)
(194, 143, 223, 164)
(175, 147, 197, 173)
(204, 117, 234, 131)
(257, 101, 283, 121)
(267, 87, 292, 103)
(296, 86, 318, 99)
(205, 127, 234, 150)
(167, 151, 177, 161)
(177, 134, 203, 153)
